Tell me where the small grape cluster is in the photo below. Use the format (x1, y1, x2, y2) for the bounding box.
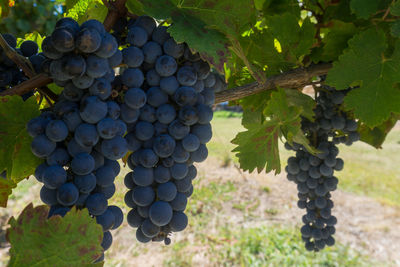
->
(114, 16, 222, 244)
(285, 84, 359, 251)
(27, 17, 127, 262)
(0, 33, 44, 100)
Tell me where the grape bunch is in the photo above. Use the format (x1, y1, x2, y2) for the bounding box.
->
(27, 17, 126, 262)
(117, 16, 223, 244)
(284, 84, 359, 251)
(0, 33, 44, 100)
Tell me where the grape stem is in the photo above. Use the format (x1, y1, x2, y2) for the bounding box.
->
(214, 63, 332, 103)
(102, 0, 128, 32)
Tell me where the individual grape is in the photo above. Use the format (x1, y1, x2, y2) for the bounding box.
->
(132, 166, 154, 186)
(155, 55, 177, 77)
(42, 165, 67, 189)
(133, 186, 155, 207)
(74, 123, 99, 147)
(174, 86, 197, 106)
(178, 106, 198, 126)
(124, 88, 147, 109)
(95, 165, 116, 187)
(51, 27, 75, 53)
(71, 153, 95, 175)
(108, 206, 123, 230)
(85, 193, 108, 216)
(157, 182, 177, 201)
(177, 66, 197, 86)
(141, 219, 160, 238)
(146, 69, 161, 86)
(137, 206, 150, 218)
(142, 41, 162, 64)
(139, 104, 157, 123)
(139, 149, 159, 168)
(170, 192, 187, 212)
(89, 78, 112, 100)
(45, 120, 68, 142)
(46, 148, 70, 166)
(172, 142, 190, 163)
(122, 46, 144, 68)
(170, 163, 188, 180)
(153, 134, 176, 158)
(62, 109, 82, 132)
(72, 75, 94, 89)
(80, 96, 108, 124)
(190, 144, 208, 163)
(120, 104, 140, 124)
(95, 33, 118, 58)
(196, 104, 213, 124)
(76, 27, 102, 53)
(151, 26, 170, 45)
(27, 117, 49, 137)
(163, 38, 184, 59)
(108, 49, 123, 68)
(62, 55, 86, 77)
(136, 227, 151, 243)
(156, 104, 176, 124)
(85, 55, 109, 78)
(74, 173, 97, 194)
(121, 68, 144, 88)
(101, 136, 128, 160)
(135, 121, 154, 141)
(147, 87, 168, 107)
(96, 208, 116, 231)
(20, 40, 39, 57)
(127, 26, 148, 47)
(174, 176, 192, 193)
(201, 87, 215, 106)
(101, 231, 113, 251)
(57, 183, 79, 206)
(169, 212, 188, 232)
(34, 163, 48, 182)
(42, 36, 63, 59)
(160, 76, 179, 95)
(154, 165, 171, 183)
(133, 16, 156, 35)
(182, 134, 200, 152)
(149, 201, 173, 226)
(193, 60, 210, 80)
(191, 123, 212, 143)
(40, 186, 58, 205)
(168, 120, 190, 140)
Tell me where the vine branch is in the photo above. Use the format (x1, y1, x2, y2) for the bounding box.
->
(103, 0, 128, 32)
(214, 63, 332, 104)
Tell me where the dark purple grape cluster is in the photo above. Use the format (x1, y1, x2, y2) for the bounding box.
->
(0, 33, 43, 100)
(116, 16, 223, 244)
(27, 17, 126, 262)
(284, 84, 359, 251)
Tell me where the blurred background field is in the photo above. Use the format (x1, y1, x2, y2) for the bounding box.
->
(1, 111, 399, 267)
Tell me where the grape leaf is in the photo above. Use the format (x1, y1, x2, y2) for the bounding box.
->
(7, 204, 103, 266)
(350, 0, 380, 19)
(138, 0, 230, 72)
(359, 115, 399, 148)
(0, 178, 16, 208)
(0, 96, 42, 206)
(284, 89, 315, 121)
(326, 28, 400, 127)
(232, 89, 311, 174)
(263, 0, 301, 18)
(266, 14, 316, 63)
(66, 0, 91, 21)
(126, 0, 144, 16)
(311, 20, 358, 62)
(390, 0, 400, 16)
(391, 20, 400, 37)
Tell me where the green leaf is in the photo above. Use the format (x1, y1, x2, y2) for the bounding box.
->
(0, 96, 42, 181)
(327, 28, 400, 127)
(7, 204, 103, 266)
(232, 89, 312, 174)
(66, 0, 107, 24)
(232, 120, 281, 174)
(359, 115, 399, 148)
(284, 89, 315, 121)
(350, 0, 380, 19)
(266, 14, 316, 63)
(138, 0, 231, 72)
(390, 0, 400, 16)
(391, 20, 400, 37)
(263, 0, 301, 17)
(126, 0, 144, 15)
(66, 0, 91, 22)
(0, 178, 17, 208)
(311, 20, 358, 62)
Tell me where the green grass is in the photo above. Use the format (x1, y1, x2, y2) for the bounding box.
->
(209, 117, 400, 206)
(213, 226, 377, 267)
(213, 110, 243, 119)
